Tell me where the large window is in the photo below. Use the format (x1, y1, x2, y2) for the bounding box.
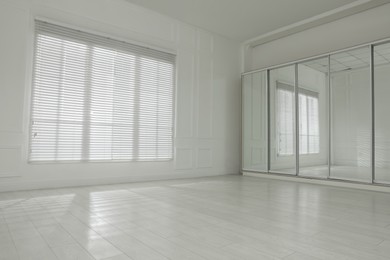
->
(276, 84, 319, 156)
(29, 21, 175, 162)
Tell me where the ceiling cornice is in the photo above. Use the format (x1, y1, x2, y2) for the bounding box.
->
(245, 0, 390, 48)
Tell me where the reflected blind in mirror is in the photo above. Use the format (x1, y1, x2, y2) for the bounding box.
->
(276, 82, 320, 156)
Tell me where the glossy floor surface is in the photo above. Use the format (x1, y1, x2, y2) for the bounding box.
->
(1, 175, 390, 260)
(277, 165, 390, 183)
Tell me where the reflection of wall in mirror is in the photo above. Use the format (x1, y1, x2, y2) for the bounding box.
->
(332, 63, 390, 170)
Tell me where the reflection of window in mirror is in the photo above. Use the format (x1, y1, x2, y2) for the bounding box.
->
(276, 83, 294, 156)
(276, 82, 319, 156)
(299, 89, 320, 155)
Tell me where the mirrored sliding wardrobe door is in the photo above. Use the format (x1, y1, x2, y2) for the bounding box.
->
(298, 57, 329, 178)
(374, 42, 390, 184)
(242, 71, 268, 172)
(269, 66, 296, 174)
(330, 47, 372, 182)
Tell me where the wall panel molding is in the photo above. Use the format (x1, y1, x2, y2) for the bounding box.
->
(0, 146, 21, 177)
(197, 147, 213, 168)
(176, 50, 195, 138)
(175, 148, 193, 170)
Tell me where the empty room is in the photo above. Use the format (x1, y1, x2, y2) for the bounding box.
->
(1, 0, 390, 259)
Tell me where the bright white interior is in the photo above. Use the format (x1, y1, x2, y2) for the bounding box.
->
(1, 0, 390, 192)
(1, 1, 390, 259)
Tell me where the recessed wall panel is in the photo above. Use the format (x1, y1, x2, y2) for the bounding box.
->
(197, 54, 213, 138)
(0, 147, 20, 177)
(175, 148, 193, 170)
(0, 5, 28, 132)
(198, 148, 212, 168)
(176, 51, 195, 138)
(242, 71, 267, 172)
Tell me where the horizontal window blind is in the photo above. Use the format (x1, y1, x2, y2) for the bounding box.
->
(29, 21, 175, 162)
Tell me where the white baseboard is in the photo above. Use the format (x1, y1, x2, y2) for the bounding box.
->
(243, 171, 390, 193)
(0, 171, 239, 192)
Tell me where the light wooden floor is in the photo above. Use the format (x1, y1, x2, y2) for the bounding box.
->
(277, 165, 390, 183)
(1, 175, 390, 260)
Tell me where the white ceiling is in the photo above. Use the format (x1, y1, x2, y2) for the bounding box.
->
(124, 0, 387, 42)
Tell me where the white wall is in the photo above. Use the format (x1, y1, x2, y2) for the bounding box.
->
(0, 0, 241, 192)
(244, 3, 390, 71)
(242, 71, 267, 172)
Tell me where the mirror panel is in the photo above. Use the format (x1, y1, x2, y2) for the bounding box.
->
(242, 41, 390, 186)
(374, 42, 390, 184)
(330, 47, 371, 182)
(269, 65, 296, 174)
(298, 57, 329, 178)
